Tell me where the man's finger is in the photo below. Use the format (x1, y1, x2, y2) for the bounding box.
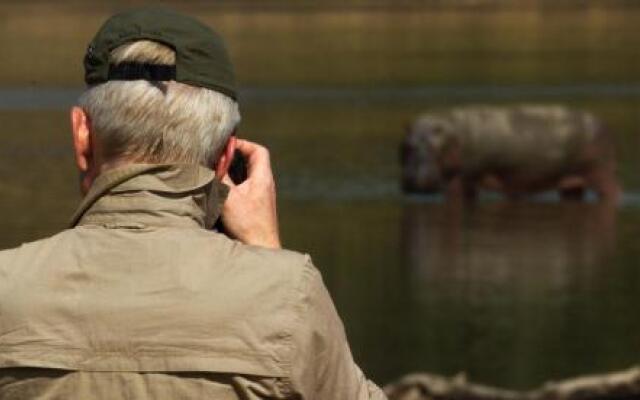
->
(235, 139, 273, 179)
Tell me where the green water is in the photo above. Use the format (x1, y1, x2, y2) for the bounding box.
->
(2, 1, 640, 391)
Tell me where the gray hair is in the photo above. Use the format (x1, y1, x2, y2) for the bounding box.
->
(78, 40, 241, 166)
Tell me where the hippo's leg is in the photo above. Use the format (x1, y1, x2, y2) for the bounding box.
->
(559, 175, 587, 201)
(586, 162, 621, 204)
(446, 175, 477, 202)
(581, 127, 621, 204)
(463, 183, 478, 202)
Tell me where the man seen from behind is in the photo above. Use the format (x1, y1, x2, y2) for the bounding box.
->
(0, 8, 387, 400)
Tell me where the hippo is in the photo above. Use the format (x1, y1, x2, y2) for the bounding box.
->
(401, 105, 620, 202)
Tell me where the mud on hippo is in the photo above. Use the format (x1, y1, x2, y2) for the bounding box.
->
(401, 105, 621, 202)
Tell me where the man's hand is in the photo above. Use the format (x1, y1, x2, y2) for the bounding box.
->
(221, 139, 281, 249)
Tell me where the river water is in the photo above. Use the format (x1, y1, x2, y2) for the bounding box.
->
(0, 85, 639, 390)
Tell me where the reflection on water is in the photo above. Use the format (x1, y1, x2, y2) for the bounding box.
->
(403, 201, 616, 292)
(392, 202, 640, 388)
(400, 201, 624, 388)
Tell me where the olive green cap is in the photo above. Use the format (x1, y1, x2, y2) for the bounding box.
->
(84, 7, 237, 100)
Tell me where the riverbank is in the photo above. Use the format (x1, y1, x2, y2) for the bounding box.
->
(1, 2, 639, 87)
(385, 366, 640, 400)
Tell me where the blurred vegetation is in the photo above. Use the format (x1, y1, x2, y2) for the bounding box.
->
(1, 0, 640, 87)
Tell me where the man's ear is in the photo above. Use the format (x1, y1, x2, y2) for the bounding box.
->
(71, 106, 92, 172)
(70, 106, 95, 193)
(215, 135, 237, 179)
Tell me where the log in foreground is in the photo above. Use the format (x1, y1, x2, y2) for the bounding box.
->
(384, 366, 640, 400)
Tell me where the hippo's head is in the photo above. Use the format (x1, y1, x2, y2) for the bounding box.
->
(400, 115, 456, 194)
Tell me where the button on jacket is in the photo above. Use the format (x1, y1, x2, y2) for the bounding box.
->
(0, 164, 387, 399)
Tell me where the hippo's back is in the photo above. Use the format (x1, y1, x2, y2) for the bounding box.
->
(448, 105, 600, 175)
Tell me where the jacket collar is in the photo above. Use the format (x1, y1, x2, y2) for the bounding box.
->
(70, 164, 229, 229)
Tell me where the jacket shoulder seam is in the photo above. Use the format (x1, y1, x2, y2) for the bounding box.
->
(279, 254, 315, 394)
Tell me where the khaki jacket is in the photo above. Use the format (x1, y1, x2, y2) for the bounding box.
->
(0, 164, 387, 400)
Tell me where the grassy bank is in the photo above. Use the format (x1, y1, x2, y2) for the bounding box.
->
(1, 2, 639, 87)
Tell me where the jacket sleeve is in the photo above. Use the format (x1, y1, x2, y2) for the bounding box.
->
(288, 257, 388, 400)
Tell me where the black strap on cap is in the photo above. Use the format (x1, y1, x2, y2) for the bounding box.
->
(108, 62, 176, 81)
